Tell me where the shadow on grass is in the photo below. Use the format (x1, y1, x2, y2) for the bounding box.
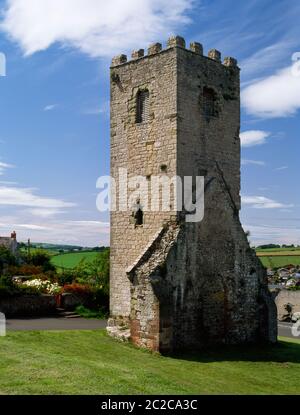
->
(167, 340, 300, 364)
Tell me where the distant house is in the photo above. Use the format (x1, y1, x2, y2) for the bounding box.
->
(0, 231, 18, 254)
(278, 268, 291, 279)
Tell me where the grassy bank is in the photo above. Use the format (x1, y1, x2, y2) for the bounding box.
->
(0, 331, 299, 395)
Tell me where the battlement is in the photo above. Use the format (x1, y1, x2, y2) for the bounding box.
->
(111, 35, 238, 69)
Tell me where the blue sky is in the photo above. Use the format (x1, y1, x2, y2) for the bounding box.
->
(0, 0, 299, 246)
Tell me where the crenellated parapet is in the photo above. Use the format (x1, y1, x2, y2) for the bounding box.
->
(111, 35, 238, 69)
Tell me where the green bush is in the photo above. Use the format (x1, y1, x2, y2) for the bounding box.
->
(0, 275, 44, 297)
(55, 269, 76, 285)
(29, 250, 56, 272)
(75, 305, 108, 319)
(74, 248, 109, 293)
(0, 247, 17, 275)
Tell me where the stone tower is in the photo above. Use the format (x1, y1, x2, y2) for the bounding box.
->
(108, 36, 277, 352)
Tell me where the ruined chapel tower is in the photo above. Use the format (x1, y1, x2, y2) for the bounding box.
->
(108, 36, 277, 352)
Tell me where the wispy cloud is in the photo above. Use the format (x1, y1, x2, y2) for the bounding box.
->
(82, 102, 109, 115)
(0, 217, 110, 246)
(43, 104, 57, 111)
(242, 195, 293, 209)
(16, 224, 52, 231)
(241, 159, 266, 166)
(68, 220, 110, 227)
(0, 161, 14, 175)
(27, 208, 65, 218)
(240, 130, 271, 147)
(274, 166, 288, 171)
(240, 40, 295, 80)
(242, 223, 300, 246)
(0, 185, 75, 209)
(1, 0, 194, 58)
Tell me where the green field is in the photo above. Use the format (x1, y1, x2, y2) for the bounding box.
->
(256, 248, 300, 253)
(51, 251, 99, 270)
(255, 248, 300, 268)
(0, 331, 299, 394)
(259, 256, 300, 268)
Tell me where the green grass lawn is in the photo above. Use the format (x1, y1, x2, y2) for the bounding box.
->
(50, 251, 99, 270)
(0, 330, 299, 395)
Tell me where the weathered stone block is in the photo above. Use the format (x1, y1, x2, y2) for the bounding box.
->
(147, 43, 162, 55)
(208, 49, 221, 62)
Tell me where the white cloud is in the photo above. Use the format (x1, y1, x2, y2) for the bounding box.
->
(242, 195, 293, 209)
(0, 217, 110, 246)
(27, 208, 65, 218)
(242, 62, 300, 118)
(43, 104, 57, 111)
(68, 220, 110, 227)
(82, 102, 109, 115)
(0, 161, 14, 175)
(241, 159, 265, 166)
(1, 0, 193, 58)
(274, 166, 288, 171)
(16, 224, 52, 231)
(240, 130, 270, 147)
(0, 185, 75, 208)
(242, 224, 300, 246)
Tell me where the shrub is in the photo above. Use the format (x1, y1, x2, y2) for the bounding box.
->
(75, 305, 108, 319)
(20, 279, 62, 295)
(63, 283, 92, 297)
(9, 265, 43, 276)
(74, 249, 109, 293)
(54, 270, 76, 286)
(0, 275, 40, 297)
(29, 250, 56, 272)
(63, 283, 108, 310)
(0, 247, 17, 275)
(0, 275, 17, 297)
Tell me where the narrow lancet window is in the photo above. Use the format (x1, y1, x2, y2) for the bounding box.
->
(136, 90, 149, 123)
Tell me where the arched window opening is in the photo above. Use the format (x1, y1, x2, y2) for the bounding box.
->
(132, 199, 144, 227)
(136, 90, 149, 124)
(203, 87, 216, 118)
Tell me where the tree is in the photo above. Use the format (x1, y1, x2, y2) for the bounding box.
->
(75, 249, 110, 294)
(30, 249, 56, 272)
(0, 246, 17, 275)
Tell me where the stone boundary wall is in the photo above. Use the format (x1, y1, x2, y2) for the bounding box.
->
(0, 295, 57, 317)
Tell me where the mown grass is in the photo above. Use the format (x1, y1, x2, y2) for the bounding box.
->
(0, 331, 299, 395)
(50, 251, 99, 270)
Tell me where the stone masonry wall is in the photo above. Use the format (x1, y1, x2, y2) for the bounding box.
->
(110, 46, 178, 320)
(109, 36, 277, 351)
